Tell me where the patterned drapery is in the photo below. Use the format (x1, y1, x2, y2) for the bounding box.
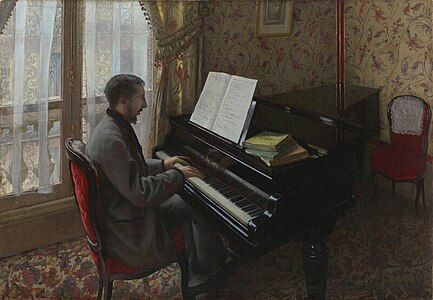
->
(139, 0, 203, 155)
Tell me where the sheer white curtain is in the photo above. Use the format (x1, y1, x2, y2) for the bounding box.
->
(0, 0, 57, 196)
(83, 0, 153, 145)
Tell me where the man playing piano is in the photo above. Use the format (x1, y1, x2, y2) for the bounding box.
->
(85, 74, 229, 289)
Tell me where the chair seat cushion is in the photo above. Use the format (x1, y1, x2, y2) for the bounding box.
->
(106, 257, 142, 274)
(371, 148, 425, 180)
(88, 226, 185, 275)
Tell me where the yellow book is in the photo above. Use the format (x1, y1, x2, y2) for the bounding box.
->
(243, 131, 292, 151)
(260, 144, 309, 167)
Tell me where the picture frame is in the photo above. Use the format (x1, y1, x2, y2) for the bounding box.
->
(255, 0, 294, 37)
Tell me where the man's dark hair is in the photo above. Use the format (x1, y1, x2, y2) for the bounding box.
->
(104, 74, 145, 107)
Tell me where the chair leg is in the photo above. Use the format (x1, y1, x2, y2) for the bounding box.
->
(421, 179, 427, 211)
(102, 274, 113, 300)
(392, 181, 395, 197)
(414, 181, 422, 216)
(103, 282, 113, 300)
(97, 271, 103, 300)
(371, 171, 376, 201)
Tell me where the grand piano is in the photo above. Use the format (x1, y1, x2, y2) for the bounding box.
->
(153, 84, 380, 299)
(255, 84, 380, 176)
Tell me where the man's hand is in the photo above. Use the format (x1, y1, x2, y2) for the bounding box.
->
(177, 165, 204, 179)
(163, 155, 190, 170)
(163, 155, 204, 179)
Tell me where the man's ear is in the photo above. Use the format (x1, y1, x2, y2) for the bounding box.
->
(119, 96, 127, 105)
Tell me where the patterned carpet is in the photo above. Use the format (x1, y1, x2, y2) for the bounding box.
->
(0, 181, 431, 299)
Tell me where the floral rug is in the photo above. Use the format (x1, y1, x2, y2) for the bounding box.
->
(0, 182, 431, 299)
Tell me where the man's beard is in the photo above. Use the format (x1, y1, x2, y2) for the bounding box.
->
(126, 107, 139, 124)
(129, 115, 138, 124)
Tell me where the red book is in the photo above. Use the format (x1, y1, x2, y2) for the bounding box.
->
(260, 144, 309, 167)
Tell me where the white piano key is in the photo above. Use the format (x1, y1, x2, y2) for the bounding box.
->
(155, 150, 267, 226)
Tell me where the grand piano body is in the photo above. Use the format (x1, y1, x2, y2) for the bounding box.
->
(153, 84, 379, 299)
(257, 84, 380, 175)
(257, 84, 380, 135)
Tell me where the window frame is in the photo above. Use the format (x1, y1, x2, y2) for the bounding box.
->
(0, 0, 81, 211)
(0, 0, 153, 211)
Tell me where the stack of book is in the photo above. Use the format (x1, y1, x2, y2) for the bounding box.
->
(243, 131, 309, 167)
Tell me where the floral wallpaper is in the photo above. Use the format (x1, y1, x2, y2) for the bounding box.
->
(345, 0, 432, 148)
(203, 0, 337, 97)
(202, 0, 433, 154)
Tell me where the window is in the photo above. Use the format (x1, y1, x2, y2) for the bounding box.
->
(0, 0, 153, 210)
(81, 0, 153, 142)
(0, 0, 65, 209)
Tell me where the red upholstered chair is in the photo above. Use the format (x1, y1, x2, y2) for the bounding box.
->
(371, 95, 431, 215)
(65, 137, 192, 299)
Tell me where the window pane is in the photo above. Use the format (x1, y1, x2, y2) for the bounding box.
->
(0, 1, 62, 105)
(81, 0, 153, 140)
(0, 108, 62, 196)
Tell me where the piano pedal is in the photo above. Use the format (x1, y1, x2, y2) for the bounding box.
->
(212, 253, 238, 281)
(219, 234, 241, 259)
(225, 246, 240, 261)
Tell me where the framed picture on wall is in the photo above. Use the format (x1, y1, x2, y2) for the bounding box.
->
(255, 0, 294, 36)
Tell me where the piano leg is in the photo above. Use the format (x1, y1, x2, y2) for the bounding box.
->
(355, 139, 366, 179)
(302, 240, 329, 300)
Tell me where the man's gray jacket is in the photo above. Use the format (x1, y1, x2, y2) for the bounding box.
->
(85, 111, 185, 269)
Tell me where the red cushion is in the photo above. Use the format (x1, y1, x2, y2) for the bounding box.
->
(106, 257, 140, 273)
(89, 249, 141, 274)
(70, 162, 97, 243)
(371, 148, 426, 180)
(391, 132, 425, 156)
(89, 249, 99, 265)
(71, 160, 185, 275)
(89, 227, 184, 275)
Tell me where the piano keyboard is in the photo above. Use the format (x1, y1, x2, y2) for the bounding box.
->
(155, 150, 269, 226)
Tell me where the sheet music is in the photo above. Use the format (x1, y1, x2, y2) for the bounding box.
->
(190, 72, 231, 130)
(212, 76, 257, 143)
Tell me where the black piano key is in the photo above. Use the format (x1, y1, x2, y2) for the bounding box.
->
(225, 191, 240, 199)
(230, 195, 246, 204)
(207, 180, 225, 189)
(242, 203, 257, 210)
(244, 207, 257, 213)
(249, 209, 263, 217)
(235, 199, 251, 208)
(218, 186, 233, 194)
(200, 166, 267, 216)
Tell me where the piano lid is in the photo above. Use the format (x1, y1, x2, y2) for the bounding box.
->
(248, 103, 360, 156)
(254, 84, 380, 130)
(180, 96, 360, 167)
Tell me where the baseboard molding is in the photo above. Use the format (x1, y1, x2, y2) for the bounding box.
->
(0, 197, 84, 258)
(365, 141, 432, 207)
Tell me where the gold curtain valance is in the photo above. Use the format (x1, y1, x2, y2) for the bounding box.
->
(139, 0, 203, 65)
(154, 17, 202, 64)
(137, 0, 203, 154)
